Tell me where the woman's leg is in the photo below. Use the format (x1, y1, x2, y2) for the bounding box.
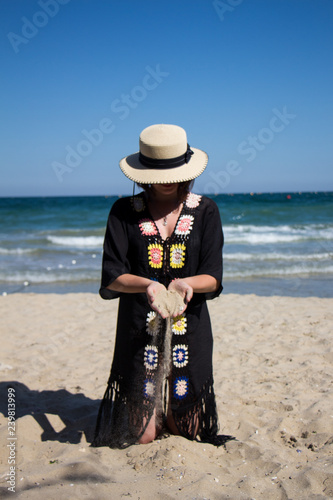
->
(166, 378, 199, 438)
(138, 408, 162, 444)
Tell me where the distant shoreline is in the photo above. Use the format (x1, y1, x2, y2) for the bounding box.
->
(0, 190, 332, 199)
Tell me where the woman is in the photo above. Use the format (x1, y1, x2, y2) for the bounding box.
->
(92, 124, 225, 448)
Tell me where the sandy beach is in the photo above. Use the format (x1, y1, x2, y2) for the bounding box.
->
(0, 292, 332, 499)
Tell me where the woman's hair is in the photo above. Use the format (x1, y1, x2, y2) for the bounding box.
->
(137, 180, 194, 202)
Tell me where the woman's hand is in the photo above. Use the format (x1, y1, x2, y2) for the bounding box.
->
(168, 279, 193, 316)
(146, 281, 167, 315)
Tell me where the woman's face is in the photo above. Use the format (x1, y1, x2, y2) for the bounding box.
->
(151, 183, 179, 198)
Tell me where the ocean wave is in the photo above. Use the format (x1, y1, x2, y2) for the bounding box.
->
(224, 252, 333, 262)
(47, 235, 104, 248)
(223, 224, 333, 245)
(224, 265, 333, 279)
(0, 270, 99, 283)
(224, 222, 333, 231)
(1, 262, 332, 284)
(0, 247, 34, 255)
(228, 234, 300, 244)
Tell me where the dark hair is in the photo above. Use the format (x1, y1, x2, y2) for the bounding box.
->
(136, 180, 194, 202)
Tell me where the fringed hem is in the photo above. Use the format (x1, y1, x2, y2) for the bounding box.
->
(91, 374, 155, 449)
(172, 375, 235, 447)
(92, 374, 234, 449)
(91, 376, 129, 448)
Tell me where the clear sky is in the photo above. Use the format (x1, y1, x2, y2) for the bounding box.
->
(1, 0, 332, 197)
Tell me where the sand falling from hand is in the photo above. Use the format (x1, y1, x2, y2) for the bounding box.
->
(154, 289, 185, 380)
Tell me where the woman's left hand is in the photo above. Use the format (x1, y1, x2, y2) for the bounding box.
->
(168, 279, 193, 315)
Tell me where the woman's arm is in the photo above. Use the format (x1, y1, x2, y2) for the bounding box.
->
(107, 274, 167, 315)
(106, 273, 153, 293)
(182, 274, 220, 293)
(168, 275, 220, 313)
(108, 273, 219, 318)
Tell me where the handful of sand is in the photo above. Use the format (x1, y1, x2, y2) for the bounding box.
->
(153, 289, 185, 378)
(153, 289, 185, 318)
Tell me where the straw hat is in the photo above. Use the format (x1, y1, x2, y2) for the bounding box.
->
(119, 124, 208, 184)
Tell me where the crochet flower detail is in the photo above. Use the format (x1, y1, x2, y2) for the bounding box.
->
(148, 244, 163, 268)
(173, 376, 189, 400)
(131, 196, 146, 212)
(144, 345, 158, 370)
(173, 345, 189, 368)
(171, 315, 187, 335)
(175, 215, 194, 237)
(143, 378, 156, 399)
(139, 218, 158, 236)
(170, 244, 186, 268)
(146, 311, 161, 336)
(185, 193, 202, 209)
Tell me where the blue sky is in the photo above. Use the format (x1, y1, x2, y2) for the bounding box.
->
(1, 0, 332, 197)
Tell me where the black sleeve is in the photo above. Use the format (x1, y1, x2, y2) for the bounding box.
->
(196, 198, 224, 300)
(99, 200, 131, 300)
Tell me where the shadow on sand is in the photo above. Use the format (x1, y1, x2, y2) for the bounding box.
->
(0, 380, 100, 445)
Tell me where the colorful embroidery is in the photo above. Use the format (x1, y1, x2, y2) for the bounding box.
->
(144, 345, 158, 370)
(185, 192, 202, 209)
(172, 314, 187, 335)
(143, 378, 156, 399)
(174, 376, 189, 399)
(139, 218, 158, 236)
(146, 311, 161, 336)
(173, 345, 189, 368)
(132, 196, 145, 212)
(175, 215, 194, 237)
(170, 244, 186, 268)
(148, 244, 163, 268)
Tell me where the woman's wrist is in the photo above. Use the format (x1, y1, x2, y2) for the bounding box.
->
(108, 274, 156, 293)
(178, 275, 219, 294)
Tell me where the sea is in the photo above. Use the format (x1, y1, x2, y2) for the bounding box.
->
(0, 192, 332, 297)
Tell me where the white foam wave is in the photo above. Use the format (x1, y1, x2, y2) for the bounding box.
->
(224, 265, 333, 279)
(229, 233, 300, 244)
(224, 252, 333, 262)
(0, 247, 33, 255)
(223, 224, 333, 245)
(224, 224, 333, 233)
(47, 236, 103, 248)
(0, 270, 98, 283)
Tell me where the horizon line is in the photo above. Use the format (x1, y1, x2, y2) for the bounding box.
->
(0, 190, 332, 199)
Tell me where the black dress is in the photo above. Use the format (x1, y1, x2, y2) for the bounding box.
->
(92, 192, 224, 448)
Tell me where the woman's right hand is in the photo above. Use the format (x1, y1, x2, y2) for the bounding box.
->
(146, 281, 167, 316)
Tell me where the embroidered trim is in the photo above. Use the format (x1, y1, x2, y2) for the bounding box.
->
(170, 243, 186, 268)
(139, 218, 158, 236)
(144, 345, 158, 370)
(174, 376, 189, 400)
(143, 378, 156, 399)
(146, 311, 161, 336)
(171, 314, 187, 335)
(175, 215, 194, 237)
(173, 344, 189, 368)
(148, 244, 163, 268)
(185, 193, 202, 209)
